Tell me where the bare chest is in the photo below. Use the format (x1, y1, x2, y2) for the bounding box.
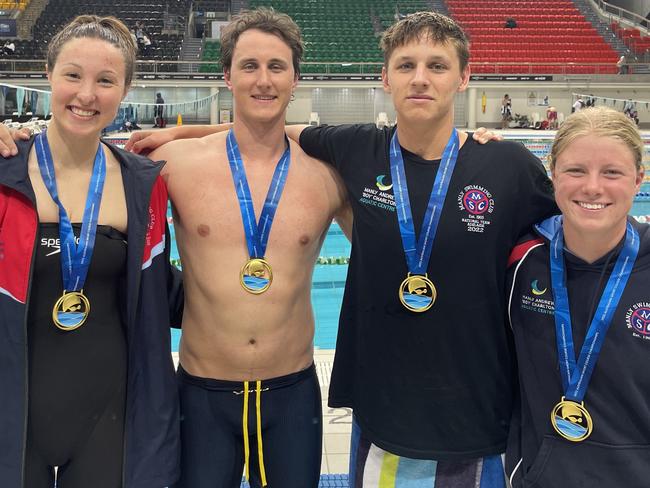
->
(169, 163, 334, 253)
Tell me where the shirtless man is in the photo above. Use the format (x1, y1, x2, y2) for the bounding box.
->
(157, 10, 351, 488)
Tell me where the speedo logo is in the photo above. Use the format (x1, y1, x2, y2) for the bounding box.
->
(41, 236, 80, 257)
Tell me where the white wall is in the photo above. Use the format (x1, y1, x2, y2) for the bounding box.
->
(286, 87, 312, 123)
(282, 85, 650, 127)
(116, 84, 650, 128)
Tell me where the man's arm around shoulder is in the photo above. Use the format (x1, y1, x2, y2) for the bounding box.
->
(126, 123, 310, 155)
(149, 137, 208, 176)
(126, 123, 232, 154)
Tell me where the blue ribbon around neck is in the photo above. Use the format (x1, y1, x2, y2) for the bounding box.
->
(547, 216, 639, 402)
(389, 128, 460, 275)
(35, 131, 106, 292)
(226, 129, 291, 259)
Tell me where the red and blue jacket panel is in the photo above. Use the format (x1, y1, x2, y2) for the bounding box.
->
(0, 138, 182, 487)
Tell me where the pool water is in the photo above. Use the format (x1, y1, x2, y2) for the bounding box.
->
(168, 134, 650, 352)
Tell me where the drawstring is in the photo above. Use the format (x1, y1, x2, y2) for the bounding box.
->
(242, 382, 250, 481)
(242, 380, 267, 486)
(256, 381, 267, 486)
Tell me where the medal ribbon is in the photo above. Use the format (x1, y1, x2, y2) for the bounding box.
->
(389, 128, 459, 275)
(35, 131, 106, 292)
(226, 129, 291, 259)
(549, 218, 638, 402)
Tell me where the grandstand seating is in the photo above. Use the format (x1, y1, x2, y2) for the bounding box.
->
(14, 0, 191, 67)
(610, 22, 650, 58)
(195, 0, 623, 75)
(0, 0, 29, 10)
(446, 0, 620, 74)
(200, 39, 221, 73)
(229, 0, 430, 73)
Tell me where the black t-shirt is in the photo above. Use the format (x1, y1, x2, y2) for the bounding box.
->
(506, 220, 650, 487)
(300, 124, 557, 459)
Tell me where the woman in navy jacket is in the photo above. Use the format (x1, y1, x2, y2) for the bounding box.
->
(0, 15, 181, 488)
(506, 106, 650, 487)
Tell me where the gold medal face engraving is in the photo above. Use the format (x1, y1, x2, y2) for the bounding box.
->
(399, 274, 436, 312)
(52, 291, 90, 331)
(240, 258, 273, 294)
(551, 397, 593, 442)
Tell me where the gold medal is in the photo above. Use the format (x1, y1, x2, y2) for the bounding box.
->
(551, 397, 593, 442)
(399, 273, 436, 312)
(52, 290, 90, 331)
(240, 258, 272, 294)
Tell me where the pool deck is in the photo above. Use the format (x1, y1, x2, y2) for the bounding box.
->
(315, 349, 353, 475)
(171, 349, 352, 476)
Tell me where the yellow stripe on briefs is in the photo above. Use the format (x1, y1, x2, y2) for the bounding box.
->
(242, 381, 250, 481)
(378, 451, 400, 488)
(256, 380, 268, 486)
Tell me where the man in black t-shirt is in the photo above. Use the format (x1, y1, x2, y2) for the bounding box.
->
(294, 13, 555, 486)
(117, 11, 555, 488)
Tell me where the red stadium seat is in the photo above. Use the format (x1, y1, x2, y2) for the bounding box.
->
(447, 0, 619, 75)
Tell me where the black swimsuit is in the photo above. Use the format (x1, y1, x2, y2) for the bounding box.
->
(25, 223, 128, 488)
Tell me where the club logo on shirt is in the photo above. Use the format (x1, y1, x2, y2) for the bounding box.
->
(520, 279, 554, 315)
(375, 174, 393, 191)
(457, 185, 494, 233)
(531, 279, 547, 295)
(358, 176, 396, 212)
(625, 302, 650, 341)
(462, 188, 490, 215)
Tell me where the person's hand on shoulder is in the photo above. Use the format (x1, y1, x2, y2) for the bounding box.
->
(0, 124, 31, 157)
(124, 128, 176, 155)
(472, 127, 503, 145)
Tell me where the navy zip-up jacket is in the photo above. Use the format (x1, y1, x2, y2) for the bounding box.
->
(506, 216, 650, 487)
(0, 138, 182, 487)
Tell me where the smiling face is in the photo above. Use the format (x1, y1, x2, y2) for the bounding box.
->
(47, 37, 127, 139)
(224, 28, 297, 126)
(552, 133, 643, 242)
(381, 36, 469, 127)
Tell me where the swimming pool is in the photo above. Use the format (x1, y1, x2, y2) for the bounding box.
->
(151, 133, 650, 352)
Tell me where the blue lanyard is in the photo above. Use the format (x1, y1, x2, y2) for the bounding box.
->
(35, 131, 106, 292)
(549, 217, 638, 402)
(226, 129, 291, 259)
(389, 128, 459, 275)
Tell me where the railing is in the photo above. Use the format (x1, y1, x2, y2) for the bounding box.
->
(468, 61, 639, 75)
(0, 59, 648, 76)
(589, 0, 650, 31)
(162, 13, 185, 34)
(591, 0, 650, 61)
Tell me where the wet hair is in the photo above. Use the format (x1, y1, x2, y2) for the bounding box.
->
(549, 106, 644, 171)
(220, 7, 303, 76)
(47, 15, 137, 87)
(380, 11, 470, 71)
